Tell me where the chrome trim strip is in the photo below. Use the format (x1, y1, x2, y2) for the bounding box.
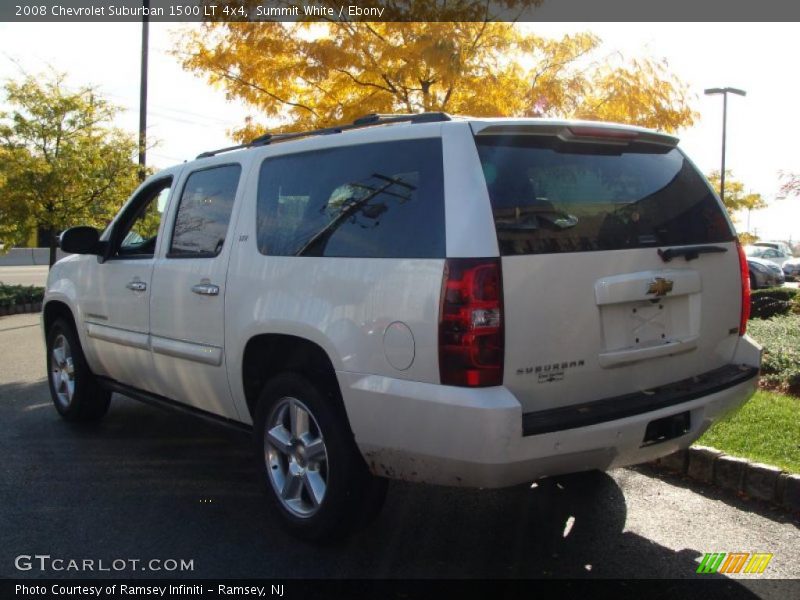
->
(86, 322, 150, 350)
(150, 335, 223, 366)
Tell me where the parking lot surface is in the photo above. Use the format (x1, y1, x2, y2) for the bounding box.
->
(1, 313, 798, 595)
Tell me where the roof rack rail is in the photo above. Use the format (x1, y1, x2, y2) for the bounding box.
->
(352, 112, 451, 126)
(195, 112, 451, 159)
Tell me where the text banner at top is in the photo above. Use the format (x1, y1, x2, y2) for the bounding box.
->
(4, 0, 800, 22)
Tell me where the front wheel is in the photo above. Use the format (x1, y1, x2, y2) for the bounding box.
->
(46, 318, 111, 421)
(254, 373, 387, 540)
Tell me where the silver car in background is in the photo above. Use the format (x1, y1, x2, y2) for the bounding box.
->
(747, 256, 785, 288)
(783, 257, 800, 281)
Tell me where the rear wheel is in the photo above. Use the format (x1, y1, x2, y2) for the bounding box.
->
(254, 373, 387, 540)
(46, 318, 111, 421)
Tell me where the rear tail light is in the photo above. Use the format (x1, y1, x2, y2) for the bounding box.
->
(438, 258, 504, 386)
(736, 241, 751, 335)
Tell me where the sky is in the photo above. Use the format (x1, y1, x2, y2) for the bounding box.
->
(0, 21, 798, 242)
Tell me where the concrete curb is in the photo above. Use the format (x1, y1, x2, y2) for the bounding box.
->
(0, 302, 43, 317)
(651, 445, 800, 513)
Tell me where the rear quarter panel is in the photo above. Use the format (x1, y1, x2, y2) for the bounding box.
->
(224, 124, 452, 424)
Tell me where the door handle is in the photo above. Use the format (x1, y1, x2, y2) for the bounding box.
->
(191, 283, 220, 296)
(126, 280, 147, 292)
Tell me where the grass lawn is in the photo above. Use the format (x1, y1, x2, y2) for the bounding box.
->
(698, 390, 800, 473)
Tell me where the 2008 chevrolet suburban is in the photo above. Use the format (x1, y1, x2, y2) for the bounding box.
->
(43, 113, 761, 539)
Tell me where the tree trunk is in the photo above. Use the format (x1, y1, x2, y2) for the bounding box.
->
(49, 231, 58, 269)
(420, 80, 431, 111)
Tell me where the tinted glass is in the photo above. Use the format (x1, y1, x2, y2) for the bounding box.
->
(476, 136, 734, 256)
(116, 178, 172, 257)
(256, 139, 445, 258)
(170, 164, 241, 257)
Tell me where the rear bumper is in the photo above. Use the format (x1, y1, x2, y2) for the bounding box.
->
(521, 363, 757, 436)
(339, 336, 761, 488)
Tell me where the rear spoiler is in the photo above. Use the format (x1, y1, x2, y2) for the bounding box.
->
(471, 121, 679, 148)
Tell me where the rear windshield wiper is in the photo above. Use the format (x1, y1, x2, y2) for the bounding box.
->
(658, 245, 728, 262)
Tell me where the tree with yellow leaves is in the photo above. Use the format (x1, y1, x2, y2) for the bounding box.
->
(0, 73, 140, 266)
(175, 21, 696, 140)
(706, 170, 766, 216)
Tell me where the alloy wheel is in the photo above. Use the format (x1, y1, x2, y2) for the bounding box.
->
(264, 396, 329, 518)
(50, 334, 75, 408)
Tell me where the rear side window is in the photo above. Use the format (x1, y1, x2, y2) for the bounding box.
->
(476, 135, 734, 256)
(169, 164, 242, 258)
(256, 139, 445, 258)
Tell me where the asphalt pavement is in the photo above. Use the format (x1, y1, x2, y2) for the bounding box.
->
(1, 313, 798, 594)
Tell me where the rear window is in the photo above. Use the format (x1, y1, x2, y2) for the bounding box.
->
(476, 135, 734, 256)
(256, 139, 445, 258)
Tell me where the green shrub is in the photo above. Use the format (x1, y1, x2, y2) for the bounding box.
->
(750, 287, 799, 320)
(747, 314, 800, 395)
(0, 283, 45, 308)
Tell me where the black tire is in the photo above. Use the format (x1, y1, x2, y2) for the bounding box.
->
(46, 317, 111, 421)
(254, 372, 387, 541)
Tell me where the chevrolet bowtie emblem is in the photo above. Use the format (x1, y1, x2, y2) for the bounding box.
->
(647, 277, 674, 297)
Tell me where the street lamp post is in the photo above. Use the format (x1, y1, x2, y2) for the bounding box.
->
(138, 0, 149, 182)
(704, 87, 746, 205)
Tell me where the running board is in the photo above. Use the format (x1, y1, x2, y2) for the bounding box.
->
(97, 377, 253, 434)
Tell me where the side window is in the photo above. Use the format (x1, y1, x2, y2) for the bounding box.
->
(114, 178, 172, 258)
(169, 164, 242, 258)
(256, 139, 445, 258)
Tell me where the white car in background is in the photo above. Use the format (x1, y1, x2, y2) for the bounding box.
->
(753, 240, 794, 257)
(43, 113, 762, 540)
(744, 245, 792, 270)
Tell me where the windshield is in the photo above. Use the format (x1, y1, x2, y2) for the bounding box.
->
(745, 246, 768, 257)
(475, 135, 734, 255)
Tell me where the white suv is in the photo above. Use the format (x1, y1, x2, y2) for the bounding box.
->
(43, 113, 761, 539)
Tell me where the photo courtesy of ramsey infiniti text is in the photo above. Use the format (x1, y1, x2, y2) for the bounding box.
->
(15, 584, 276, 597)
(43, 113, 762, 540)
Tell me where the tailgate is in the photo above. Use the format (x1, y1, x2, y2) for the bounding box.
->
(472, 122, 745, 414)
(502, 245, 742, 413)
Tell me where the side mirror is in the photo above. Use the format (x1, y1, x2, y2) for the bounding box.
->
(58, 226, 102, 255)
